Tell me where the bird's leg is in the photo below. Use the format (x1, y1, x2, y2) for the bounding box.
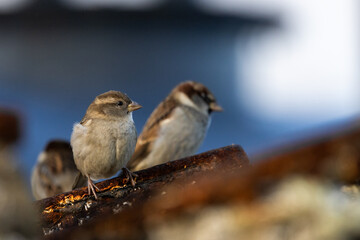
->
(122, 167, 138, 187)
(87, 176, 99, 200)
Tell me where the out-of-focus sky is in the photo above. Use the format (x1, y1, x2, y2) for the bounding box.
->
(0, 0, 359, 180)
(235, 0, 359, 123)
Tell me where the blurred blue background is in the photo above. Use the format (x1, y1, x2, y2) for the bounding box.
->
(0, 0, 359, 180)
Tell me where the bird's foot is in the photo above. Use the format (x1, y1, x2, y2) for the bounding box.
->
(122, 167, 138, 187)
(87, 177, 99, 200)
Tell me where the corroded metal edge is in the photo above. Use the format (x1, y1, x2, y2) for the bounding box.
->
(37, 144, 250, 235)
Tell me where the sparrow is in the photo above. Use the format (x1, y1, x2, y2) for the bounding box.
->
(127, 81, 222, 171)
(71, 90, 142, 199)
(31, 140, 82, 200)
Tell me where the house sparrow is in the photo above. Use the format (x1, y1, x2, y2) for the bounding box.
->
(31, 140, 81, 200)
(71, 90, 142, 199)
(127, 81, 222, 171)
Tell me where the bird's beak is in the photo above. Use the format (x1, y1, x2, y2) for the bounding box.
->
(127, 102, 142, 112)
(209, 102, 223, 112)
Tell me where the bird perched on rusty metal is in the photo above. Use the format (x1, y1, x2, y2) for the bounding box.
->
(71, 91, 142, 199)
(31, 140, 82, 200)
(127, 81, 222, 172)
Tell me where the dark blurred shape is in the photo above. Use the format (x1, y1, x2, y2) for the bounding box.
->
(0, 110, 39, 239)
(0, 110, 20, 147)
(60, 0, 164, 10)
(36, 145, 249, 237)
(3, 0, 279, 21)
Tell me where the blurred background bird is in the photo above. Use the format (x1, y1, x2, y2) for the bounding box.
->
(0, 110, 39, 239)
(31, 139, 82, 200)
(127, 81, 222, 171)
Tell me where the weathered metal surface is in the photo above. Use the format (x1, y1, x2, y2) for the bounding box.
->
(38, 119, 360, 240)
(148, 119, 360, 211)
(42, 119, 360, 240)
(38, 144, 249, 237)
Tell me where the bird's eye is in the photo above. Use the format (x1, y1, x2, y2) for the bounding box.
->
(117, 101, 123, 106)
(200, 92, 210, 102)
(199, 92, 211, 103)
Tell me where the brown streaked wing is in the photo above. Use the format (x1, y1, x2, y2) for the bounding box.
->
(127, 97, 178, 170)
(80, 117, 90, 125)
(127, 140, 151, 170)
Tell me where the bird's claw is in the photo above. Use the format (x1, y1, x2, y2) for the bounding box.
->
(87, 177, 99, 200)
(122, 168, 137, 187)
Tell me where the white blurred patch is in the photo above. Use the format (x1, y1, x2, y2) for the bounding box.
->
(235, 0, 360, 123)
(37, 152, 47, 163)
(0, 0, 31, 12)
(175, 92, 198, 110)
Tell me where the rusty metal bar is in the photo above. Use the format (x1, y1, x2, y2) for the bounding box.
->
(147, 119, 360, 211)
(38, 118, 360, 240)
(43, 119, 360, 240)
(38, 144, 249, 237)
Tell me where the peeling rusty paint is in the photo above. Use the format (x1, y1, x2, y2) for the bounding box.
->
(37, 145, 249, 237)
(41, 120, 360, 240)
